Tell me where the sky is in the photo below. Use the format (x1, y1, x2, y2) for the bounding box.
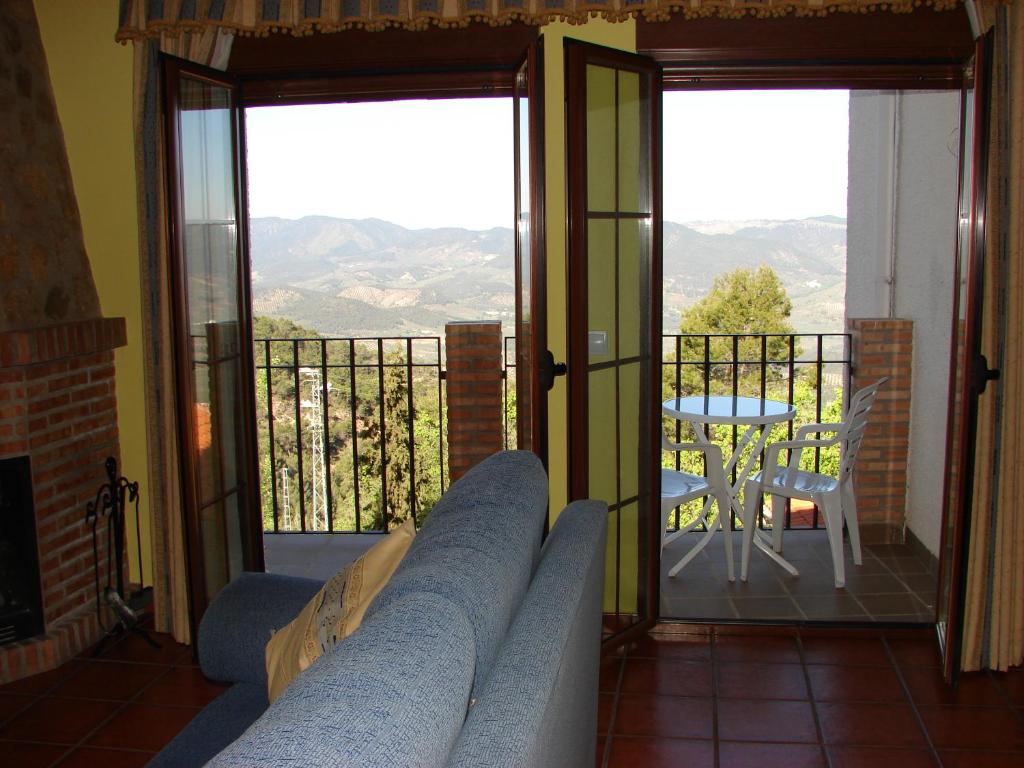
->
(663, 90, 850, 223)
(245, 89, 849, 231)
(245, 99, 514, 231)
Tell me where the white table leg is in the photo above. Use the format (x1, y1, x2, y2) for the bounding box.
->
(669, 420, 799, 579)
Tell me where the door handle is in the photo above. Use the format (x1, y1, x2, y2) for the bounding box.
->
(974, 354, 1001, 394)
(539, 350, 567, 392)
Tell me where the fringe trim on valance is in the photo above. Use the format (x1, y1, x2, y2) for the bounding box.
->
(116, 0, 962, 42)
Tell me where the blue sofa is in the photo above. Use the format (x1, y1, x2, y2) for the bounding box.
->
(148, 450, 608, 767)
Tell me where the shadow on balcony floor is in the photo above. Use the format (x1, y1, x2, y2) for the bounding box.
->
(660, 529, 936, 624)
(263, 533, 382, 581)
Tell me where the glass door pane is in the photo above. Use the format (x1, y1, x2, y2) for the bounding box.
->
(165, 60, 261, 624)
(514, 43, 548, 462)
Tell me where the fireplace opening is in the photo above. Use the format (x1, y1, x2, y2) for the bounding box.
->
(0, 456, 44, 646)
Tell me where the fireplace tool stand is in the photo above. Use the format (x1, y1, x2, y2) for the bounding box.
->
(86, 456, 159, 655)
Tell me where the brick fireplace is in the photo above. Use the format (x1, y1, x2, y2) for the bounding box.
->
(0, 318, 126, 683)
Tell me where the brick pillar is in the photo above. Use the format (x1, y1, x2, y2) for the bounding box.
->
(445, 322, 503, 483)
(848, 318, 913, 544)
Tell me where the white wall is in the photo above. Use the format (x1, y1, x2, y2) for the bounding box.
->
(847, 90, 961, 556)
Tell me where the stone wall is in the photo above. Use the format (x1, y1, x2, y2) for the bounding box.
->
(0, 0, 99, 332)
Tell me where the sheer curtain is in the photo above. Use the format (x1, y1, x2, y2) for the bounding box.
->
(127, 25, 232, 644)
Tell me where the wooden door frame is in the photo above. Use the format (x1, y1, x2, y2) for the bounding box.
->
(633, 27, 980, 642)
(564, 39, 664, 649)
(162, 56, 264, 634)
(513, 40, 550, 466)
(936, 30, 994, 683)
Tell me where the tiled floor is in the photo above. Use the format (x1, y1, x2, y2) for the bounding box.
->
(661, 529, 937, 623)
(0, 625, 223, 767)
(2, 620, 1022, 767)
(598, 626, 1024, 767)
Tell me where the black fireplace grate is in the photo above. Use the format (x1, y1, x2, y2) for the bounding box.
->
(0, 455, 44, 645)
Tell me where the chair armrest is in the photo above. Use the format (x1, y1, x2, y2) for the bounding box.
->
(197, 571, 324, 686)
(795, 422, 843, 440)
(663, 440, 723, 462)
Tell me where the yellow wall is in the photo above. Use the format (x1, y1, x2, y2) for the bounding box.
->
(33, 0, 151, 584)
(539, 18, 636, 523)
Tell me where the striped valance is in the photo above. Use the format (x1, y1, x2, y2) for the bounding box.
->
(116, 0, 961, 39)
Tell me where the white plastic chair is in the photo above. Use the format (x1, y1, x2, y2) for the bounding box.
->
(661, 430, 735, 581)
(740, 378, 887, 588)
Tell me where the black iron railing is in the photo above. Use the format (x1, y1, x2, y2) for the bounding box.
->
(662, 332, 852, 532)
(254, 336, 446, 534)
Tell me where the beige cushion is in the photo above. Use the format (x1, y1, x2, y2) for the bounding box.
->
(265, 519, 416, 702)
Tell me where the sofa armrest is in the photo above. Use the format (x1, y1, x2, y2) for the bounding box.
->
(198, 572, 323, 686)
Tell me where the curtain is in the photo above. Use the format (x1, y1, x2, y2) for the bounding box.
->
(961, 0, 1023, 672)
(116, 0, 958, 38)
(130, 27, 232, 645)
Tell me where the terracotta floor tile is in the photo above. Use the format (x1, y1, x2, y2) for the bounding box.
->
(53, 661, 164, 702)
(885, 637, 942, 669)
(918, 706, 1024, 751)
(901, 667, 1007, 708)
(718, 740, 827, 767)
(816, 702, 927, 748)
(0, 740, 69, 767)
(54, 746, 154, 767)
(620, 658, 713, 698)
(999, 671, 1024, 705)
(599, 657, 622, 693)
(87, 703, 202, 752)
(827, 745, 939, 767)
(937, 749, 1024, 767)
(800, 637, 890, 666)
(806, 664, 906, 702)
(629, 633, 711, 661)
(606, 736, 714, 767)
(715, 636, 801, 664)
(0, 692, 36, 725)
(716, 698, 819, 743)
(0, 696, 121, 744)
(0, 664, 83, 697)
(93, 632, 191, 666)
(613, 694, 714, 739)
(135, 666, 229, 707)
(716, 662, 809, 701)
(598, 692, 614, 732)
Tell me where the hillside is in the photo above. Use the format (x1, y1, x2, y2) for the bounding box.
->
(249, 215, 846, 337)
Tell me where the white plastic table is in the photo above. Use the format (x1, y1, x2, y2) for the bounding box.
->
(661, 395, 800, 578)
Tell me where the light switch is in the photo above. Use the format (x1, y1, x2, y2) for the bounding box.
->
(588, 331, 608, 356)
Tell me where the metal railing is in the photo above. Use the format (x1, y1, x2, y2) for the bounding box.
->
(254, 336, 446, 534)
(662, 332, 852, 532)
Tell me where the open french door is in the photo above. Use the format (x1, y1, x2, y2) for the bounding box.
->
(513, 41, 553, 465)
(163, 58, 263, 631)
(565, 41, 663, 647)
(937, 30, 995, 684)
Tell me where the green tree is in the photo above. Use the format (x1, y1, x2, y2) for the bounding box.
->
(357, 353, 436, 530)
(673, 266, 801, 397)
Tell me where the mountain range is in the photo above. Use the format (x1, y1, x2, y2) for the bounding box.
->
(249, 215, 846, 338)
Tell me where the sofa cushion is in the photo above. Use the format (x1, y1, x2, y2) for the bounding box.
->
(265, 518, 415, 702)
(445, 500, 607, 768)
(199, 572, 324, 686)
(366, 451, 547, 698)
(145, 681, 267, 768)
(206, 591, 476, 768)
